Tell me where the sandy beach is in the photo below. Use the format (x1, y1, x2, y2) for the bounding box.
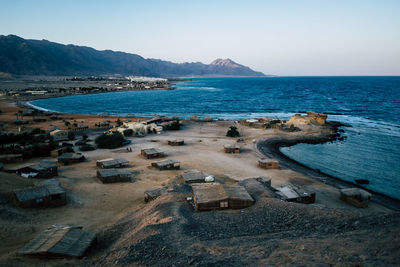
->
(0, 99, 399, 266)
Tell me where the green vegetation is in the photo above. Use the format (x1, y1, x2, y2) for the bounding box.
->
(123, 129, 133, 136)
(226, 126, 240, 137)
(95, 131, 126, 149)
(163, 120, 180, 130)
(68, 131, 75, 140)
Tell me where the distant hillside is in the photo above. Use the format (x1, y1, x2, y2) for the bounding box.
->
(0, 35, 265, 77)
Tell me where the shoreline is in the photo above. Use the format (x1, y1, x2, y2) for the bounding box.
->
(13, 97, 400, 207)
(256, 132, 400, 210)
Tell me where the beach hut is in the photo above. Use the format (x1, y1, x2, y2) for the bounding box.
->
(181, 169, 214, 184)
(224, 144, 240, 154)
(144, 186, 167, 202)
(168, 139, 184, 146)
(14, 179, 66, 208)
(274, 184, 316, 204)
(238, 177, 276, 199)
(96, 158, 129, 169)
(97, 169, 136, 183)
(18, 225, 96, 258)
(151, 159, 180, 170)
(191, 183, 254, 211)
(17, 160, 58, 178)
(58, 153, 85, 165)
(141, 148, 165, 159)
(258, 158, 279, 169)
(340, 188, 371, 208)
(50, 129, 69, 141)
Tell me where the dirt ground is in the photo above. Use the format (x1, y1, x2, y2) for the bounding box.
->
(0, 100, 399, 266)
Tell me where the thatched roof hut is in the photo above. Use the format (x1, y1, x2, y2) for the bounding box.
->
(274, 184, 316, 204)
(144, 186, 167, 202)
(151, 159, 180, 170)
(141, 148, 165, 159)
(168, 139, 184, 146)
(58, 153, 85, 165)
(340, 188, 371, 208)
(14, 179, 66, 208)
(17, 160, 58, 178)
(258, 158, 279, 169)
(192, 183, 254, 211)
(97, 168, 136, 183)
(96, 158, 129, 169)
(18, 225, 96, 258)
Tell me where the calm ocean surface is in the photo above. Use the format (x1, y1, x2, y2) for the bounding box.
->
(31, 77, 400, 199)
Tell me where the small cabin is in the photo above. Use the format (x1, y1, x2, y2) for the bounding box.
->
(14, 179, 66, 208)
(50, 129, 69, 141)
(96, 158, 129, 169)
(181, 169, 213, 184)
(258, 158, 279, 169)
(238, 177, 276, 199)
(340, 188, 371, 208)
(224, 144, 240, 154)
(18, 225, 96, 258)
(144, 186, 167, 202)
(141, 148, 165, 159)
(58, 153, 85, 165)
(274, 184, 316, 204)
(97, 169, 136, 183)
(168, 139, 184, 146)
(151, 159, 180, 170)
(17, 160, 58, 178)
(192, 183, 254, 211)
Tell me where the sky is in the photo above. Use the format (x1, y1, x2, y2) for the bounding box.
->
(1, 0, 400, 76)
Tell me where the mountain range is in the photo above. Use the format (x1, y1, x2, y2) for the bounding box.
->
(0, 35, 265, 77)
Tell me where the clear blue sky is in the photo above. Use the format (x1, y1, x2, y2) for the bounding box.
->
(1, 0, 399, 75)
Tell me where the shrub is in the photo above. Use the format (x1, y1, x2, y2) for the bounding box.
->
(68, 131, 75, 140)
(163, 120, 180, 130)
(116, 118, 123, 127)
(123, 129, 133, 136)
(226, 126, 240, 137)
(95, 131, 126, 149)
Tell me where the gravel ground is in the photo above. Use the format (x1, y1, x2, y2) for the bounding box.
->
(85, 185, 400, 266)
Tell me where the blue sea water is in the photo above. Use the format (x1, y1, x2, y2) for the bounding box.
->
(31, 77, 400, 199)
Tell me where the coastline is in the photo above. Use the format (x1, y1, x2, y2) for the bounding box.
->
(256, 131, 400, 210)
(9, 96, 400, 207)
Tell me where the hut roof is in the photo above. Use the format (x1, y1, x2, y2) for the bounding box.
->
(152, 159, 180, 167)
(97, 158, 128, 167)
(192, 183, 227, 204)
(142, 148, 163, 155)
(15, 179, 65, 202)
(97, 168, 133, 178)
(58, 153, 84, 160)
(238, 177, 275, 199)
(224, 185, 254, 202)
(144, 186, 167, 199)
(18, 225, 96, 257)
(181, 170, 210, 183)
(340, 188, 371, 200)
(223, 144, 240, 149)
(27, 160, 58, 171)
(259, 158, 278, 164)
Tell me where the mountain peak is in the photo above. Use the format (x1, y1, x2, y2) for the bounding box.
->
(210, 58, 241, 68)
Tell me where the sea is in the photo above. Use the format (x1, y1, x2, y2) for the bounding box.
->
(30, 77, 400, 200)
